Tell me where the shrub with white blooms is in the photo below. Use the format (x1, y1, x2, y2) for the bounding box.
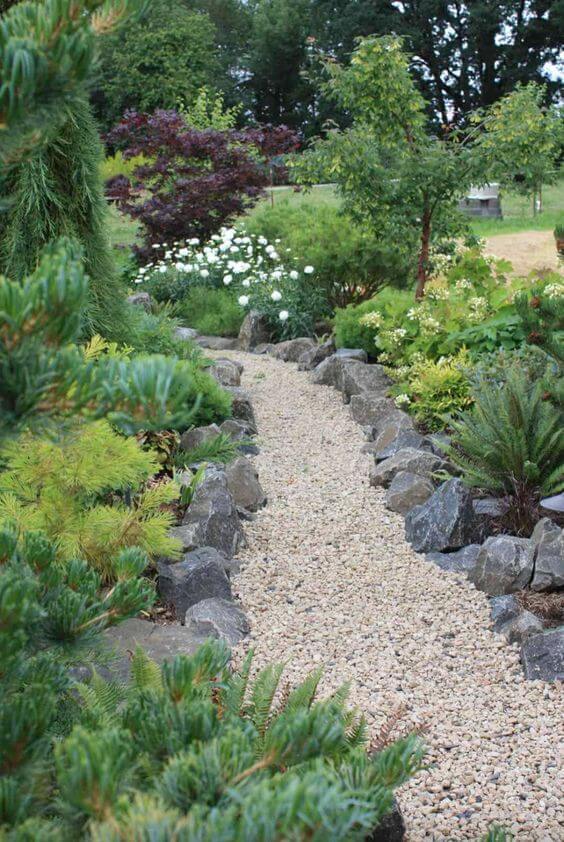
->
(135, 227, 327, 338)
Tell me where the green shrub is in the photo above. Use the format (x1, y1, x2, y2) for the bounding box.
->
(390, 351, 473, 432)
(100, 151, 148, 182)
(0, 420, 181, 579)
(178, 287, 245, 337)
(449, 369, 564, 535)
(245, 202, 411, 310)
(333, 290, 414, 356)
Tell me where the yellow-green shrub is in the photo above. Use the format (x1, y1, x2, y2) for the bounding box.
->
(0, 420, 181, 580)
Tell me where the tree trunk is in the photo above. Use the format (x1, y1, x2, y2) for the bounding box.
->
(415, 207, 431, 300)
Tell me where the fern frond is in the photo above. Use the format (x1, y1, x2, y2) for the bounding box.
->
(130, 647, 163, 692)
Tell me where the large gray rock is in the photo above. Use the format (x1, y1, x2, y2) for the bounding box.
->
(309, 354, 354, 388)
(127, 291, 153, 312)
(504, 611, 544, 645)
(225, 456, 266, 512)
(405, 479, 484, 553)
(272, 337, 315, 362)
(335, 348, 367, 362)
(489, 594, 522, 632)
(238, 310, 270, 350)
(370, 414, 415, 452)
(180, 423, 221, 453)
(157, 553, 232, 620)
(165, 542, 239, 578)
(180, 466, 244, 557)
(184, 597, 250, 646)
(529, 518, 564, 592)
(220, 418, 258, 455)
(254, 342, 276, 355)
(521, 629, 564, 682)
(340, 362, 391, 404)
(297, 339, 336, 371)
(175, 326, 199, 342)
(469, 535, 533, 595)
(426, 544, 481, 574)
(349, 395, 406, 430)
(370, 448, 449, 488)
(196, 335, 239, 350)
(225, 387, 257, 432)
(372, 429, 425, 462)
(211, 358, 242, 387)
(104, 619, 208, 681)
(385, 471, 434, 515)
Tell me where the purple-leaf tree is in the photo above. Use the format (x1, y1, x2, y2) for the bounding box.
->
(107, 110, 299, 261)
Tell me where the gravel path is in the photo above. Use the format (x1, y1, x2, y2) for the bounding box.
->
(219, 350, 563, 840)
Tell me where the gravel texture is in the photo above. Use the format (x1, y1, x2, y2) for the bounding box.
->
(215, 350, 564, 841)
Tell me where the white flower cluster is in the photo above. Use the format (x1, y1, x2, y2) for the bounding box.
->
(359, 310, 384, 328)
(133, 227, 314, 325)
(543, 282, 564, 300)
(468, 296, 489, 322)
(395, 393, 411, 408)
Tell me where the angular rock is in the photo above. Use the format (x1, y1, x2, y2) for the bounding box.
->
(184, 597, 250, 646)
(370, 448, 449, 489)
(372, 429, 425, 462)
(521, 629, 564, 682)
(367, 799, 405, 842)
(165, 542, 239, 579)
(340, 362, 391, 404)
(157, 553, 231, 620)
(104, 619, 208, 681)
(180, 423, 221, 453)
(385, 471, 434, 515)
(225, 387, 257, 432)
(254, 342, 276, 355)
(489, 594, 522, 631)
(503, 610, 544, 645)
(127, 291, 153, 312)
(180, 466, 244, 557)
(371, 414, 415, 451)
(210, 358, 242, 387)
(405, 479, 485, 553)
(272, 337, 315, 362)
(421, 433, 451, 458)
(225, 456, 266, 512)
(529, 518, 564, 592)
(238, 310, 270, 350)
(335, 348, 367, 362)
(426, 544, 481, 574)
(175, 326, 199, 342)
(297, 338, 336, 371)
(309, 354, 352, 389)
(196, 335, 239, 351)
(349, 395, 405, 430)
(469, 535, 533, 595)
(219, 419, 258, 455)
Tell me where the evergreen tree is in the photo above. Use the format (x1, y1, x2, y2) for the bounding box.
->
(0, 0, 143, 340)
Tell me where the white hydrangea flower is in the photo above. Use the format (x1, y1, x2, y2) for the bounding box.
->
(304, 265, 314, 274)
(223, 274, 232, 285)
(200, 269, 210, 278)
(159, 265, 167, 274)
(238, 295, 249, 306)
(271, 290, 282, 301)
(279, 310, 289, 321)
(242, 279, 251, 288)
(289, 270, 299, 280)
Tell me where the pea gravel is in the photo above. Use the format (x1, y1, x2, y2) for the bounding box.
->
(215, 350, 564, 840)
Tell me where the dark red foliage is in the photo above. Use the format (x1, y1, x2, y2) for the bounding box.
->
(106, 111, 299, 261)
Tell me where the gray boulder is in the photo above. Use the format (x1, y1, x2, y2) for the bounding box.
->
(426, 544, 481, 574)
(219, 419, 258, 455)
(489, 594, 522, 632)
(211, 358, 242, 387)
(521, 629, 564, 682)
(370, 447, 449, 489)
(421, 433, 451, 458)
(157, 553, 231, 620)
(309, 354, 354, 388)
(196, 335, 239, 350)
(127, 291, 153, 312)
(104, 619, 208, 681)
(225, 387, 257, 432)
(504, 611, 544, 645)
(349, 395, 405, 429)
(184, 597, 250, 646)
(385, 471, 434, 515)
(469, 535, 533, 595)
(529, 518, 564, 592)
(166, 542, 238, 578)
(225, 456, 266, 512)
(175, 326, 199, 342)
(238, 310, 270, 350)
(297, 339, 336, 371)
(272, 337, 315, 362)
(405, 479, 484, 553)
(254, 342, 276, 355)
(180, 423, 221, 453)
(340, 362, 391, 404)
(372, 429, 425, 462)
(180, 466, 244, 557)
(370, 414, 415, 451)
(335, 348, 367, 362)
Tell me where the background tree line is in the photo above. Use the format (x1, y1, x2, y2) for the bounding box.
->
(84, 0, 563, 135)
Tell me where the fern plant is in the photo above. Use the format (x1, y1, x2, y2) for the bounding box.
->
(0, 420, 181, 579)
(449, 369, 564, 534)
(177, 431, 240, 467)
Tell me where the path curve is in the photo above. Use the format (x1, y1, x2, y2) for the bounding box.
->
(219, 350, 563, 840)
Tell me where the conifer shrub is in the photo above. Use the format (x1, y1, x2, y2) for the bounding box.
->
(0, 420, 181, 579)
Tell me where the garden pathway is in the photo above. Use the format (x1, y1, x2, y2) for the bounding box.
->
(217, 350, 563, 841)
